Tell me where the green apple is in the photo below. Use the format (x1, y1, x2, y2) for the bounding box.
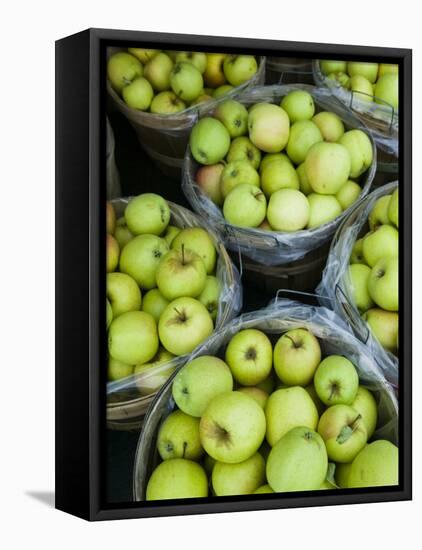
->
(106, 299, 113, 329)
(319, 479, 337, 490)
(261, 157, 299, 197)
(238, 387, 269, 409)
(259, 153, 289, 174)
(114, 220, 133, 249)
(213, 84, 234, 98)
(368, 257, 398, 311)
(363, 309, 399, 353)
(142, 288, 169, 322)
(163, 225, 181, 247)
(156, 248, 207, 301)
(335, 462, 352, 488)
(314, 355, 359, 406)
(171, 227, 217, 274)
(347, 440, 398, 488)
(374, 73, 398, 109)
(106, 272, 142, 318)
(220, 161, 260, 198)
(200, 391, 266, 463)
(362, 225, 398, 267)
(107, 52, 143, 93)
(347, 62, 379, 83)
(190, 93, 213, 106)
(119, 234, 169, 289)
(254, 484, 274, 494)
(327, 72, 350, 88)
(351, 386, 378, 439)
(267, 188, 310, 231)
(281, 90, 315, 122)
(134, 348, 175, 396)
(349, 75, 374, 102)
(225, 329, 273, 386)
(350, 238, 366, 264)
(312, 111, 345, 142)
(213, 100, 249, 138)
(339, 129, 373, 178)
(190, 117, 231, 165)
(347, 264, 374, 312)
(223, 184, 267, 228)
(388, 188, 399, 227)
(108, 310, 158, 365)
(198, 275, 221, 321)
(273, 328, 321, 386)
(175, 51, 207, 73)
(150, 91, 186, 114)
(159, 297, 213, 356)
(318, 404, 367, 463)
(368, 195, 392, 229)
(265, 386, 319, 447)
(144, 52, 173, 92)
(203, 53, 227, 88)
(157, 410, 203, 461)
(305, 142, 351, 194)
(320, 60, 347, 75)
(248, 103, 290, 153)
(122, 77, 154, 110)
(146, 458, 208, 500)
(227, 136, 261, 169)
(170, 61, 203, 101)
(125, 193, 170, 236)
(256, 373, 276, 394)
(212, 452, 265, 496)
(296, 162, 313, 195)
(307, 194, 342, 229)
(223, 55, 258, 86)
(267, 426, 328, 492)
(128, 48, 159, 64)
(172, 355, 233, 417)
(286, 120, 323, 165)
(336, 180, 362, 210)
(195, 164, 225, 206)
(108, 357, 133, 381)
(378, 64, 398, 78)
(305, 384, 325, 416)
(106, 234, 119, 273)
(107, 201, 116, 234)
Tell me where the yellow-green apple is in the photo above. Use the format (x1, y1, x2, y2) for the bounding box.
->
(328, 71, 350, 88)
(261, 157, 299, 197)
(213, 84, 234, 98)
(227, 136, 261, 169)
(347, 62, 379, 83)
(254, 484, 274, 494)
(266, 426, 328, 492)
(388, 188, 399, 227)
(125, 193, 170, 236)
(198, 275, 221, 321)
(142, 288, 169, 322)
(212, 452, 265, 496)
(265, 386, 319, 446)
(368, 195, 392, 230)
(286, 120, 323, 164)
(190, 93, 213, 106)
(134, 348, 175, 396)
(203, 53, 227, 88)
(312, 111, 345, 142)
(200, 391, 266, 463)
(339, 129, 373, 178)
(223, 184, 267, 227)
(106, 299, 113, 329)
(171, 227, 217, 274)
(122, 77, 154, 110)
(225, 329, 273, 386)
(157, 410, 203, 461)
(259, 153, 289, 174)
(106, 201, 116, 234)
(195, 164, 225, 206)
(119, 234, 169, 289)
(368, 256, 398, 311)
(350, 238, 365, 264)
(374, 73, 398, 109)
(146, 458, 208, 500)
(172, 356, 233, 417)
(307, 193, 342, 228)
(305, 384, 325, 416)
(314, 355, 359, 406)
(106, 234, 119, 273)
(296, 162, 313, 195)
(347, 264, 374, 312)
(259, 218, 273, 231)
(108, 310, 158, 365)
(273, 328, 321, 386)
(351, 386, 378, 439)
(320, 60, 347, 75)
(363, 308, 398, 353)
(305, 142, 351, 194)
(362, 225, 398, 267)
(248, 103, 290, 153)
(238, 387, 269, 408)
(220, 160, 260, 198)
(336, 180, 362, 210)
(281, 90, 315, 122)
(175, 51, 207, 73)
(335, 462, 352, 488)
(347, 440, 398, 488)
(158, 297, 213, 355)
(267, 188, 310, 231)
(190, 117, 231, 165)
(163, 225, 181, 246)
(170, 61, 203, 101)
(156, 248, 207, 300)
(128, 48, 159, 64)
(317, 404, 367, 462)
(150, 91, 186, 114)
(107, 52, 143, 93)
(106, 272, 142, 317)
(223, 55, 257, 86)
(144, 52, 173, 92)
(349, 75, 374, 103)
(378, 64, 398, 78)
(108, 357, 133, 381)
(114, 219, 133, 249)
(213, 99, 249, 138)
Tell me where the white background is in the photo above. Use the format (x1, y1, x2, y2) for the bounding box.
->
(1, 1, 419, 548)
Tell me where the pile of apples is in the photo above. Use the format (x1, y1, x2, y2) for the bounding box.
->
(106, 193, 222, 395)
(348, 188, 399, 355)
(191, 89, 373, 232)
(319, 60, 398, 111)
(107, 49, 259, 114)
(145, 326, 398, 500)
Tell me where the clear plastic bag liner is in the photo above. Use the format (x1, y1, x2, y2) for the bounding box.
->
(316, 182, 399, 387)
(182, 84, 376, 266)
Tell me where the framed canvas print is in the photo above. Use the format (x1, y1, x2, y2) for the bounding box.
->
(55, 28, 412, 521)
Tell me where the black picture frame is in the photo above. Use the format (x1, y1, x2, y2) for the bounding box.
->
(55, 28, 412, 521)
